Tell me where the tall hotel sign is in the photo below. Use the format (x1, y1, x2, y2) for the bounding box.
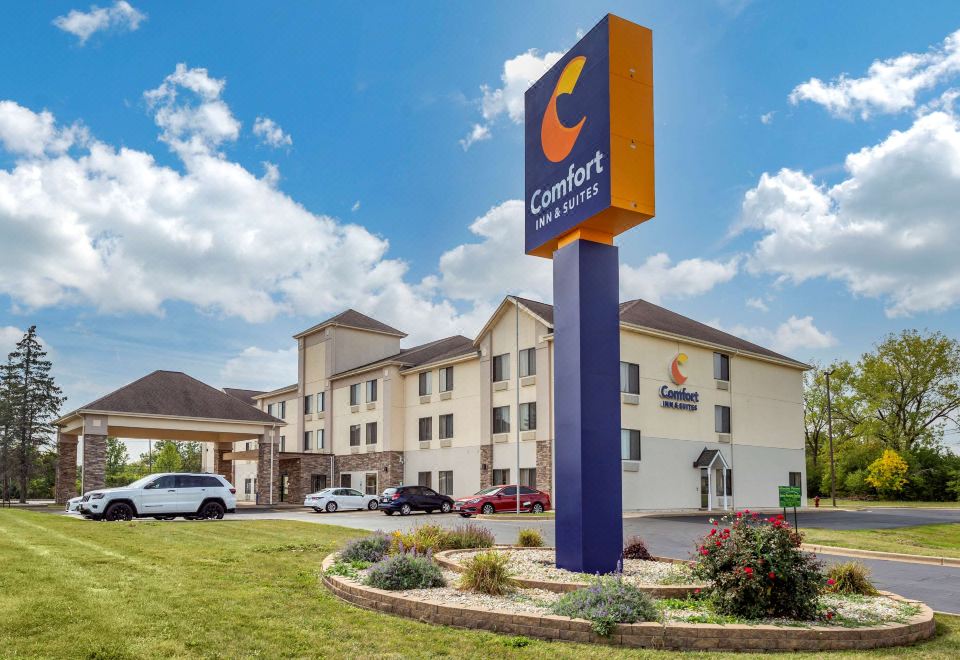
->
(525, 14, 654, 573)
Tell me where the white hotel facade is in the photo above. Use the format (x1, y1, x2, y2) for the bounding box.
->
(205, 296, 808, 511)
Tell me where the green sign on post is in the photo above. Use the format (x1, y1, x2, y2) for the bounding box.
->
(778, 486, 801, 508)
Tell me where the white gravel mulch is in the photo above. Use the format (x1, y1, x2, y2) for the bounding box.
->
(453, 548, 696, 586)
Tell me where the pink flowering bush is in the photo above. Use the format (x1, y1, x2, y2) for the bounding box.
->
(693, 510, 823, 620)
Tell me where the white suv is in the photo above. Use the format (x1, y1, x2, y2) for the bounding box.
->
(79, 473, 237, 521)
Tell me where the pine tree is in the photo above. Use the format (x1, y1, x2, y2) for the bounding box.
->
(0, 355, 18, 503)
(8, 327, 64, 503)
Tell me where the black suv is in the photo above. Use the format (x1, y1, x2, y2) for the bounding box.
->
(379, 485, 454, 516)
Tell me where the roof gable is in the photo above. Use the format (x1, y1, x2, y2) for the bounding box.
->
(294, 309, 406, 339)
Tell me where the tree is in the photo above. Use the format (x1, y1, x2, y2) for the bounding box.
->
(803, 360, 856, 467)
(7, 327, 64, 503)
(851, 330, 960, 452)
(106, 437, 131, 487)
(0, 356, 16, 501)
(152, 441, 183, 473)
(866, 449, 910, 499)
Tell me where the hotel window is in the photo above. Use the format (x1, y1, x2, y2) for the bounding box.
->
(714, 352, 730, 381)
(519, 467, 537, 489)
(621, 429, 641, 461)
(789, 472, 802, 488)
(303, 394, 313, 414)
(340, 473, 351, 488)
(366, 379, 378, 403)
(350, 383, 360, 406)
(244, 478, 252, 495)
(439, 414, 454, 439)
(620, 361, 640, 394)
(492, 469, 510, 486)
(519, 348, 536, 377)
(278, 401, 286, 418)
(419, 372, 432, 396)
(267, 403, 274, 416)
(520, 402, 537, 431)
(317, 429, 325, 450)
(493, 406, 510, 434)
(245, 441, 253, 451)
(493, 353, 510, 382)
(349, 425, 361, 447)
(418, 471, 432, 489)
(312, 474, 327, 492)
(438, 470, 454, 496)
(279, 435, 286, 452)
(316, 391, 325, 412)
(304, 430, 312, 451)
(439, 366, 454, 392)
(715, 405, 731, 433)
(418, 417, 432, 441)
(365, 422, 378, 445)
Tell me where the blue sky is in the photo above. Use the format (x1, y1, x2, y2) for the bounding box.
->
(2, 1, 960, 452)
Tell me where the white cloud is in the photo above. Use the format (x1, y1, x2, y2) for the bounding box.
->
(220, 345, 297, 391)
(789, 29, 960, 119)
(0, 101, 87, 156)
(462, 48, 563, 148)
(351, 200, 361, 212)
(459, 123, 491, 151)
(745, 296, 769, 312)
(620, 254, 740, 305)
(53, 1, 146, 45)
(739, 110, 960, 317)
(760, 111, 775, 125)
(708, 316, 836, 355)
(253, 116, 292, 148)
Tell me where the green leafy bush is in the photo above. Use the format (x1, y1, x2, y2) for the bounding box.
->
(340, 532, 391, 563)
(444, 524, 496, 550)
(517, 528, 543, 547)
(623, 536, 653, 560)
(325, 559, 370, 579)
(458, 551, 516, 595)
(693, 511, 823, 620)
(365, 552, 445, 590)
(825, 561, 879, 596)
(551, 576, 659, 637)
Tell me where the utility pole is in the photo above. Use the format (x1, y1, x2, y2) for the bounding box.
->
(825, 369, 836, 508)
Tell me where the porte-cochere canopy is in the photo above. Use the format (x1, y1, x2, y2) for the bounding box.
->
(54, 370, 285, 504)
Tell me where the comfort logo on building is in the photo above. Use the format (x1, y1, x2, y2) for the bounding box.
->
(670, 352, 688, 385)
(541, 56, 587, 163)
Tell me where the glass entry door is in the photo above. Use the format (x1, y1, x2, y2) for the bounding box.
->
(700, 468, 709, 509)
(365, 472, 378, 496)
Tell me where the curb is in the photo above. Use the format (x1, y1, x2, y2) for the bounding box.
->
(803, 543, 960, 567)
(473, 513, 554, 521)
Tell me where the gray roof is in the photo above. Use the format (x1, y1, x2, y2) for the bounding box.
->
(294, 309, 406, 339)
(512, 296, 805, 367)
(222, 387, 265, 407)
(63, 371, 282, 424)
(693, 448, 721, 468)
(333, 335, 477, 378)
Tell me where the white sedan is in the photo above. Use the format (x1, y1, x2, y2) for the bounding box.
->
(66, 496, 83, 513)
(304, 487, 379, 513)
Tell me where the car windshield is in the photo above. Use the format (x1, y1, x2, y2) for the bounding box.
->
(473, 487, 502, 496)
(311, 489, 332, 496)
(381, 488, 397, 496)
(126, 475, 161, 489)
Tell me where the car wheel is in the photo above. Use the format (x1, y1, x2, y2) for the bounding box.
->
(440, 502, 452, 514)
(104, 502, 134, 521)
(400, 503, 412, 516)
(198, 501, 225, 520)
(367, 499, 379, 510)
(312, 507, 322, 512)
(384, 510, 394, 516)
(326, 501, 338, 513)
(459, 513, 472, 518)
(532, 502, 545, 514)
(481, 503, 495, 515)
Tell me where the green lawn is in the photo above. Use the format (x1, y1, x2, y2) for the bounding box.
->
(832, 499, 960, 509)
(1, 509, 958, 659)
(804, 523, 960, 560)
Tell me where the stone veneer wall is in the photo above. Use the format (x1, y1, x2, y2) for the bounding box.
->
(479, 445, 493, 489)
(281, 454, 333, 503)
(212, 442, 234, 485)
(55, 435, 78, 504)
(535, 440, 552, 494)
(256, 436, 280, 504)
(335, 451, 403, 490)
(82, 434, 107, 493)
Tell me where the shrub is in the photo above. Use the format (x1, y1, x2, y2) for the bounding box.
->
(458, 550, 517, 595)
(391, 524, 449, 554)
(693, 511, 823, 620)
(444, 524, 496, 550)
(623, 536, 653, 560)
(325, 559, 370, 579)
(517, 528, 543, 547)
(825, 561, 879, 596)
(365, 552, 446, 590)
(551, 576, 659, 637)
(340, 532, 391, 563)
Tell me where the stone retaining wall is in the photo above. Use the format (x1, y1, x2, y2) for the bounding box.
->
(321, 554, 936, 651)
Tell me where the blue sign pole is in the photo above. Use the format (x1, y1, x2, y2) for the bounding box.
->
(553, 238, 622, 573)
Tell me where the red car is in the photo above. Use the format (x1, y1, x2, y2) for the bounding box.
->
(454, 484, 551, 517)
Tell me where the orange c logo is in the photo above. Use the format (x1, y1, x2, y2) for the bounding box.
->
(541, 56, 587, 163)
(670, 353, 688, 385)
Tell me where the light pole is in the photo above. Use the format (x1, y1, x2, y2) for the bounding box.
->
(825, 369, 836, 508)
